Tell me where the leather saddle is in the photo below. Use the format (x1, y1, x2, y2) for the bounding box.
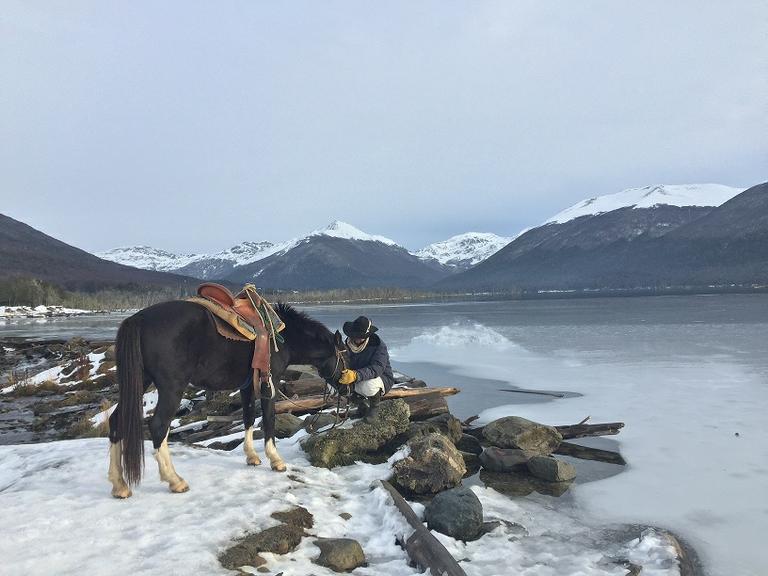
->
(187, 283, 285, 387)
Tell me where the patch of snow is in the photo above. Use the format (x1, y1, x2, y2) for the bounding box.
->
(0, 435, 680, 576)
(415, 232, 514, 266)
(0, 305, 92, 318)
(545, 184, 745, 225)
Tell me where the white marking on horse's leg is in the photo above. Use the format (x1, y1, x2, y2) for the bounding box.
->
(244, 426, 261, 466)
(108, 442, 132, 498)
(265, 438, 286, 472)
(153, 434, 189, 493)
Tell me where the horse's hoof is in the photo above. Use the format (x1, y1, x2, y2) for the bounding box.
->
(111, 487, 132, 499)
(271, 461, 287, 472)
(246, 456, 262, 466)
(170, 479, 190, 493)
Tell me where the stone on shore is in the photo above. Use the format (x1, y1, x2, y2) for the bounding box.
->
(313, 538, 366, 572)
(425, 486, 483, 541)
(456, 433, 483, 455)
(274, 413, 305, 438)
(391, 432, 466, 494)
(479, 446, 535, 472)
(303, 412, 339, 432)
(302, 399, 410, 468)
(527, 455, 577, 482)
(483, 416, 562, 455)
(218, 524, 304, 569)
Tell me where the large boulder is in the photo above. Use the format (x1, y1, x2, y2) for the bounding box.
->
(456, 433, 483, 455)
(274, 413, 305, 438)
(218, 524, 304, 569)
(302, 399, 410, 468)
(392, 433, 466, 494)
(527, 455, 576, 482)
(479, 447, 535, 472)
(313, 538, 366, 572)
(482, 416, 562, 455)
(425, 486, 483, 541)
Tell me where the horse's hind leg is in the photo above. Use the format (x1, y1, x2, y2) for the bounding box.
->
(261, 382, 286, 472)
(150, 384, 189, 493)
(107, 374, 150, 498)
(240, 380, 261, 466)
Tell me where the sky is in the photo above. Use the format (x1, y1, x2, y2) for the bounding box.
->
(1, 1, 766, 254)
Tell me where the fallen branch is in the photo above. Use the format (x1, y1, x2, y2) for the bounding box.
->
(274, 387, 458, 415)
(380, 480, 467, 576)
(555, 421, 624, 439)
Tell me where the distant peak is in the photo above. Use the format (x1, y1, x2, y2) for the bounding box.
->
(544, 183, 744, 225)
(310, 220, 398, 245)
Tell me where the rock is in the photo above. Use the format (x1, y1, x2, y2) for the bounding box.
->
(301, 399, 410, 468)
(461, 451, 482, 476)
(274, 413, 305, 438)
(482, 416, 562, 455)
(479, 447, 535, 472)
(527, 455, 576, 482)
(271, 506, 314, 529)
(411, 413, 463, 443)
(424, 486, 483, 541)
(479, 470, 572, 498)
(339, 512, 352, 520)
(456, 433, 483, 455)
(104, 345, 116, 361)
(218, 544, 266, 570)
(391, 433, 466, 494)
(304, 413, 339, 433)
(238, 524, 305, 555)
(313, 538, 366, 572)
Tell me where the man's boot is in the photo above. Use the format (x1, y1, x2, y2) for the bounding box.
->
(363, 390, 383, 423)
(354, 394, 370, 419)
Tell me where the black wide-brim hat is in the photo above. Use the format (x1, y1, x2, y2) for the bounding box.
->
(343, 315, 378, 339)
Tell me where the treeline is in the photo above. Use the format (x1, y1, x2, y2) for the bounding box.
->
(0, 277, 189, 310)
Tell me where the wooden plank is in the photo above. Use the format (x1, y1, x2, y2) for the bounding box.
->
(555, 421, 624, 439)
(380, 480, 468, 576)
(274, 387, 459, 415)
(554, 441, 626, 466)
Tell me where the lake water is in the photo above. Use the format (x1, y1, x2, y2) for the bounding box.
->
(2, 294, 767, 575)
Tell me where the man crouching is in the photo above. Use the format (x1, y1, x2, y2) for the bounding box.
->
(338, 315, 394, 419)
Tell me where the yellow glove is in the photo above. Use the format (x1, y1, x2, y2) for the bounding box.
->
(338, 369, 357, 385)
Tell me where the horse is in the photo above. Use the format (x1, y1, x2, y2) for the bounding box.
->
(107, 300, 347, 498)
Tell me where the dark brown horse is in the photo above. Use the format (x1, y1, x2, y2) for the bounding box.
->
(107, 300, 345, 498)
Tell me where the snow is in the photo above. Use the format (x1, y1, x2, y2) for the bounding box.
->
(415, 232, 514, 267)
(0, 433, 681, 576)
(545, 184, 744, 225)
(0, 305, 92, 318)
(390, 322, 768, 576)
(96, 245, 205, 271)
(309, 220, 399, 246)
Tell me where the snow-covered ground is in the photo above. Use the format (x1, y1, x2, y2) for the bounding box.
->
(545, 184, 744, 225)
(0, 429, 681, 576)
(391, 322, 768, 576)
(0, 305, 92, 318)
(1, 351, 112, 395)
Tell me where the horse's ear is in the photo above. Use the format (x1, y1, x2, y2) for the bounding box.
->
(334, 330, 343, 348)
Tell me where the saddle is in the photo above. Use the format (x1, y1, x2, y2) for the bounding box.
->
(187, 283, 285, 387)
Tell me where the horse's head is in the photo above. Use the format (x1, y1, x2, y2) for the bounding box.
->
(317, 330, 350, 388)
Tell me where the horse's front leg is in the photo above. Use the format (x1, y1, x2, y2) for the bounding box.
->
(261, 381, 286, 472)
(240, 380, 261, 466)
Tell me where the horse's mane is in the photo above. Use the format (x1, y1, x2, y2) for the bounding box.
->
(275, 302, 333, 345)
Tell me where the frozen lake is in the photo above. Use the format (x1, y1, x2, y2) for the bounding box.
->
(2, 294, 767, 575)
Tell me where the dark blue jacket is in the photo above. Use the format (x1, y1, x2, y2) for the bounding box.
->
(348, 334, 395, 392)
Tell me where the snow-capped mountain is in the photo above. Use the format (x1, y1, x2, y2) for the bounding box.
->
(415, 232, 514, 270)
(545, 184, 743, 225)
(309, 220, 398, 246)
(440, 182, 760, 292)
(96, 246, 204, 272)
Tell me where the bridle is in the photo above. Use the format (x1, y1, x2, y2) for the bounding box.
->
(303, 344, 352, 433)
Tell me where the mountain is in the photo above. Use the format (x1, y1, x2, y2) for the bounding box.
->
(0, 214, 194, 291)
(223, 222, 449, 289)
(439, 183, 755, 291)
(415, 232, 514, 270)
(96, 246, 205, 272)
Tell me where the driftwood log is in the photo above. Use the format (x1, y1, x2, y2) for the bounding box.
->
(463, 419, 625, 441)
(380, 480, 467, 576)
(274, 387, 458, 416)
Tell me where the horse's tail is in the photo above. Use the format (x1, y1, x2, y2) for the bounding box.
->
(116, 315, 145, 486)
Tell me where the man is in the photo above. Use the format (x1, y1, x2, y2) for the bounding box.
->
(338, 315, 394, 418)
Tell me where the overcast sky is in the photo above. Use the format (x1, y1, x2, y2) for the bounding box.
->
(1, 1, 766, 253)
